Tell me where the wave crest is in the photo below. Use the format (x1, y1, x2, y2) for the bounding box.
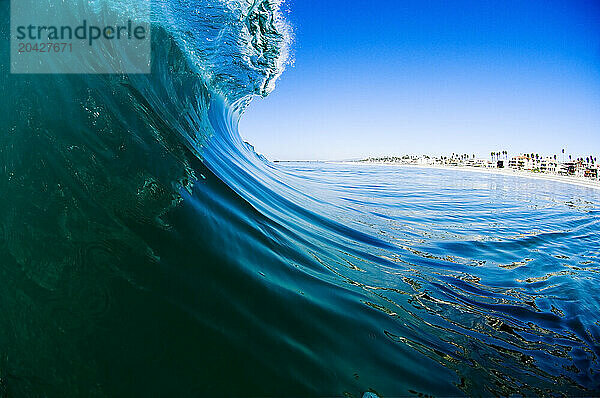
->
(156, 0, 292, 108)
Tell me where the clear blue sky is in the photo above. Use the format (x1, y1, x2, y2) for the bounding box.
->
(239, 0, 600, 161)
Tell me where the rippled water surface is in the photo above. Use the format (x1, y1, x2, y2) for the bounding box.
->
(264, 162, 600, 396)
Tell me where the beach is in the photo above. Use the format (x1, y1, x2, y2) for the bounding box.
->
(343, 161, 600, 191)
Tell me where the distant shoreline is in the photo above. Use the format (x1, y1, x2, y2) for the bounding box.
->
(332, 161, 600, 191)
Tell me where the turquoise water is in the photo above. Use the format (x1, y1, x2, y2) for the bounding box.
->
(1, 0, 600, 396)
(257, 162, 600, 396)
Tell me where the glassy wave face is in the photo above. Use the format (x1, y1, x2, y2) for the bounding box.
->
(1, 0, 600, 396)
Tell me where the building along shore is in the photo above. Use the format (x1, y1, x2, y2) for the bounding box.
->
(356, 153, 599, 189)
